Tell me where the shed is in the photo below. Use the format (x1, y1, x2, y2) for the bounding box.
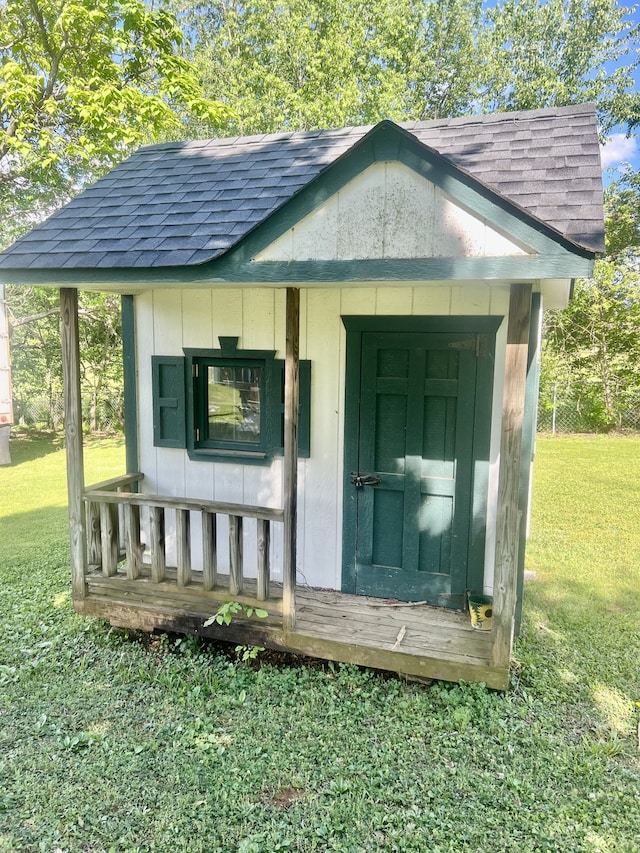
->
(0, 104, 604, 688)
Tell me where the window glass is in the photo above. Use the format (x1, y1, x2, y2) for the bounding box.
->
(206, 364, 261, 444)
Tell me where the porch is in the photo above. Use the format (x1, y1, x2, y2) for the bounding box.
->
(77, 473, 508, 689)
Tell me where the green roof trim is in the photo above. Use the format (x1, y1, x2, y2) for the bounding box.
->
(0, 255, 594, 288)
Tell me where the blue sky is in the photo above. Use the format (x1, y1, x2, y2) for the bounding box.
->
(598, 3, 639, 185)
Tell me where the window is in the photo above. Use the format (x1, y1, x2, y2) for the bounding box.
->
(194, 358, 266, 453)
(206, 365, 262, 444)
(151, 338, 311, 462)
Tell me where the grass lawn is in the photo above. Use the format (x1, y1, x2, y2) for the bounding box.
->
(0, 432, 639, 852)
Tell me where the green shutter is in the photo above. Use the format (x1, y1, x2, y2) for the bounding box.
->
(152, 356, 186, 448)
(273, 359, 311, 458)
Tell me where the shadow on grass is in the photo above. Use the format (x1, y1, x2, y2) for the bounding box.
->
(5, 430, 65, 466)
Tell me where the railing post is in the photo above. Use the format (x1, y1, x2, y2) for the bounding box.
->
(150, 506, 166, 583)
(202, 511, 217, 591)
(124, 503, 142, 579)
(256, 518, 270, 601)
(79, 487, 286, 619)
(176, 509, 192, 587)
(86, 501, 101, 570)
(60, 288, 87, 599)
(229, 515, 243, 596)
(100, 502, 119, 576)
(283, 287, 299, 630)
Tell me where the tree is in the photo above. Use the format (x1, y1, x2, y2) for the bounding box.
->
(604, 170, 640, 257)
(6, 287, 63, 429)
(168, 0, 639, 136)
(541, 177, 640, 432)
(169, 0, 402, 133)
(5, 0, 640, 442)
(167, 0, 507, 133)
(172, 0, 640, 436)
(480, 0, 638, 131)
(6, 287, 124, 431)
(542, 260, 640, 431)
(0, 0, 232, 246)
(1, 0, 233, 455)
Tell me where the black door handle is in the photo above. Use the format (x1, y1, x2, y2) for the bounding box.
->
(350, 472, 381, 488)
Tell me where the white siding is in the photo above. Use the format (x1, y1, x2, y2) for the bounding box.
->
(137, 283, 514, 591)
(256, 162, 534, 262)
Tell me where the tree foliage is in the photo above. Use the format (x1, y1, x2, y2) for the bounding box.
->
(0, 0, 232, 245)
(1, 0, 232, 438)
(8, 288, 123, 430)
(542, 260, 640, 430)
(167, 0, 639, 135)
(541, 178, 640, 431)
(481, 0, 638, 127)
(604, 170, 640, 257)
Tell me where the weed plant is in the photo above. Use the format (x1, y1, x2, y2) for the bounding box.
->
(0, 434, 639, 852)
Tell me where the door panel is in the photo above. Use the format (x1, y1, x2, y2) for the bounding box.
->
(351, 330, 482, 605)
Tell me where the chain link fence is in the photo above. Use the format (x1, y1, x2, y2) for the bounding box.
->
(12, 386, 640, 437)
(538, 384, 640, 434)
(14, 392, 124, 434)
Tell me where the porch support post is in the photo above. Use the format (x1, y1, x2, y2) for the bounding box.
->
(60, 287, 87, 600)
(491, 283, 532, 671)
(283, 287, 299, 631)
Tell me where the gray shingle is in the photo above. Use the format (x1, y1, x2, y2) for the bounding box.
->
(0, 104, 604, 273)
(99, 251, 144, 267)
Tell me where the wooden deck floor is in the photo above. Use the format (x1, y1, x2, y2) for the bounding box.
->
(78, 571, 509, 689)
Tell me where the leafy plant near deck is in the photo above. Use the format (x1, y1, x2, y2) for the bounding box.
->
(0, 433, 639, 852)
(204, 601, 269, 662)
(203, 601, 269, 627)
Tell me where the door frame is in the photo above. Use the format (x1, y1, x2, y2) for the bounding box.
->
(341, 314, 502, 606)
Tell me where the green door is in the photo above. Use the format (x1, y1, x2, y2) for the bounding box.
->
(343, 324, 495, 608)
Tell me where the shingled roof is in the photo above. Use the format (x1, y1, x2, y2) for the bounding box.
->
(0, 103, 604, 273)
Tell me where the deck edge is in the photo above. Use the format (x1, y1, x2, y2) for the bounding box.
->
(74, 595, 510, 690)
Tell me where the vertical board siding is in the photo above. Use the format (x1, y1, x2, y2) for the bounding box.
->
(376, 286, 413, 315)
(483, 288, 510, 592)
(302, 289, 342, 589)
(151, 289, 185, 568)
(137, 282, 515, 591)
(183, 288, 215, 573)
(257, 162, 532, 262)
(451, 283, 492, 315)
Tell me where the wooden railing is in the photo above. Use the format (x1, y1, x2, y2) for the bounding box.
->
(82, 474, 285, 612)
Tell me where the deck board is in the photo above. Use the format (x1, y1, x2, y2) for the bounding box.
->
(80, 573, 508, 689)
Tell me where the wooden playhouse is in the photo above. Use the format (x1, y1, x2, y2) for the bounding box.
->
(0, 104, 604, 688)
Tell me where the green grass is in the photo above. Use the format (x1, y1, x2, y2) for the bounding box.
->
(1, 433, 639, 852)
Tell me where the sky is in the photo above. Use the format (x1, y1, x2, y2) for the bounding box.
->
(600, 132, 637, 175)
(597, 3, 639, 186)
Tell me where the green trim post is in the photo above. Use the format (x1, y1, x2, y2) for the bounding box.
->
(121, 295, 139, 477)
